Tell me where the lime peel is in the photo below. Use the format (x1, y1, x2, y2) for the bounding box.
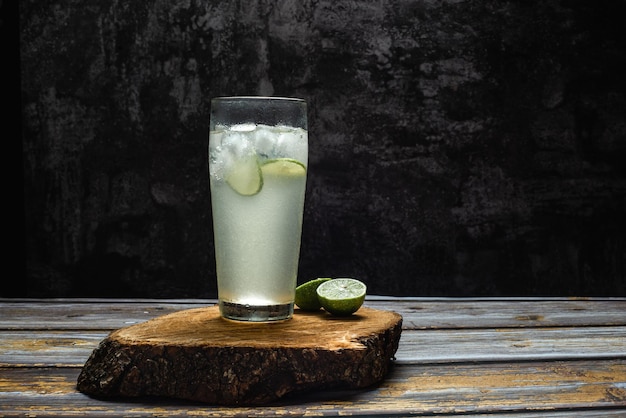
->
(226, 155, 262, 196)
(227, 157, 306, 196)
(261, 158, 307, 177)
(316, 278, 367, 316)
(295, 278, 332, 311)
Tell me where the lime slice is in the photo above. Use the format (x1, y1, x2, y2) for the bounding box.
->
(260, 158, 306, 177)
(295, 278, 332, 311)
(226, 155, 262, 196)
(316, 278, 367, 316)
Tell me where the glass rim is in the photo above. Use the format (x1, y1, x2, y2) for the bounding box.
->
(211, 96, 305, 103)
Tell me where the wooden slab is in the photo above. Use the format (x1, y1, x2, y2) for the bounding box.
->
(76, 305, 402, 405)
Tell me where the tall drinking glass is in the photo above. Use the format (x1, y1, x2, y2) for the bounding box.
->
(209, 97, 308, 321)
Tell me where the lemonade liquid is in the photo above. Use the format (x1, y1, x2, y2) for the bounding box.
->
(209, 124, 307, 321)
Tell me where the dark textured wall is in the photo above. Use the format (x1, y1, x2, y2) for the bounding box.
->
(19, 0, 626, 298)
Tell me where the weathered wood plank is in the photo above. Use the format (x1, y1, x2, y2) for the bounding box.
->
(395, 326, 626, 364)
(2, 325, 625, 367)
(1, 299, 625, 416)
(1, 298, 625, 330)
(1, 359, 624, 416)
(0, 300, 208, 330)
(0, 331, 108, 367)
(388, 299, 626, 329)
(375, 359, 626, 415)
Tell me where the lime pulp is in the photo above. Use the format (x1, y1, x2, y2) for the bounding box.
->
(316, 278, 367, 316)
(226, 157, 306, 196)
(261, 158, 307, 177)
(226, 155, 262, 196)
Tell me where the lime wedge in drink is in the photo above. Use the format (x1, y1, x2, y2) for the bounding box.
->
(316, 278, 367, 316)
(295, 278, 332, 311)
(261, 158, 306, 177)
(226, 155, 263, 196)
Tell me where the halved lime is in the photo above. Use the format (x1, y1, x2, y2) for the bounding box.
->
(316, 278, 367, 316)
(295, 278, 332, 311)
(226, 155, 262, 196)
(260, 158, 306, 177)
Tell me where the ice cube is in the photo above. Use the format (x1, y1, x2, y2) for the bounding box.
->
(210, 130, 257, 180)
(253, 124, 278, 159)
(274, 127, 308, 164)
(230, 123, 257, 132)
(222, 131, 255, 158)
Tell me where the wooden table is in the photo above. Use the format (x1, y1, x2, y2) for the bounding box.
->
(1, 297, 625, 416)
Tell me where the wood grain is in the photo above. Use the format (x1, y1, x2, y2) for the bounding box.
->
(2, 360, 624, 416)
(2, 298, 624, 330)
(76, 306, 403, 405)
(1, 298, 624, 416)
(3, 325, 625, 367)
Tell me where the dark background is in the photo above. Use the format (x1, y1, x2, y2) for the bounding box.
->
(12, 0, 626, 298)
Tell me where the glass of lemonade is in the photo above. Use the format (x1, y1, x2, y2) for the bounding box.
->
(209, 97, 308, 321)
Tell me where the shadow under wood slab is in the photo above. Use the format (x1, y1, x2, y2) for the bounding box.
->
(76, 305, 403, 405)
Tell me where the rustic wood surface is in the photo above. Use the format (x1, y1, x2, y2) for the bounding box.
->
(76, 305, 402, 405)
(1, 297, 625, 416)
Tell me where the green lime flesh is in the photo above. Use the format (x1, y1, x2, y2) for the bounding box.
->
(226, 155, 262, 196)
(226, 157, 306, 196)
(316, 278, 367, 316)
(261, 158, 306, 177)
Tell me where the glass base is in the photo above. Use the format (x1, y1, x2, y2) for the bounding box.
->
(219, 301, 293, 322)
